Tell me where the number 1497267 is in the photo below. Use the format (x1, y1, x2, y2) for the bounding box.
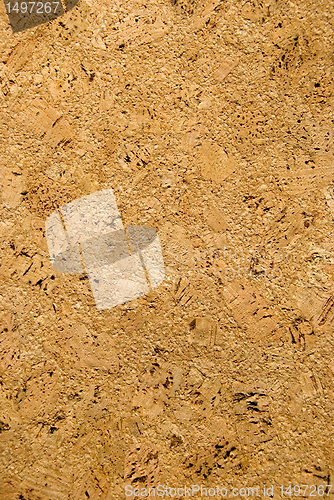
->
(280, 485, 332, 497)
(5, 2, 60, 14)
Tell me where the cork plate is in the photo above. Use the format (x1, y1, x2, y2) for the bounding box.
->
(1, 0, 334, 497)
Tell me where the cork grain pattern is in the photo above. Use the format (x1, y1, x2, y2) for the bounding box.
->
(1, 0, 334, 497)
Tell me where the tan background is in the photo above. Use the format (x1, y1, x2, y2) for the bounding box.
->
(0, 0, 334, 497)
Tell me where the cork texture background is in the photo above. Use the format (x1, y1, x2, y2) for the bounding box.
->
(1, 0, 334, 497)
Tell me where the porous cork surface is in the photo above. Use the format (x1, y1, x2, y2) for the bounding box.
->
(1, 0, 334, 498)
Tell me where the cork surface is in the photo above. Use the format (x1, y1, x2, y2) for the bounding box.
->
(0, 0, 334, 497)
